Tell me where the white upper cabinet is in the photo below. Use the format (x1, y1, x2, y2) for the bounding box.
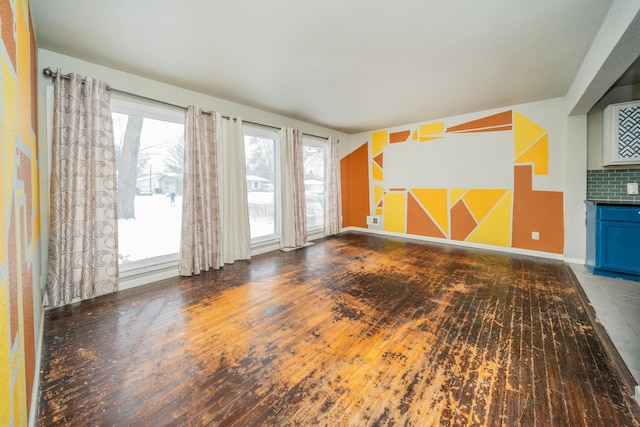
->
(603, 100, 640, 166)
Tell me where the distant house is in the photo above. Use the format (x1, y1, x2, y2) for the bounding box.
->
(159, 173, 183, 195)
(136, 173, 162, 195)
(136, 173, 183, 195)
(247, 175, 272, 191)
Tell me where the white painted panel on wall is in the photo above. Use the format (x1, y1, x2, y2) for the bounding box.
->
(384, 132, 513, 189)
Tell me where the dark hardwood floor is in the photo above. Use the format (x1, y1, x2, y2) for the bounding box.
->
(38, 232, 640, 426)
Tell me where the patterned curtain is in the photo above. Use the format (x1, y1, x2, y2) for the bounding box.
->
(179, 107, 221, 275)
(46, 71, 119, 306)
(324, 136, 341, 236)
(279, 127, 307, 248)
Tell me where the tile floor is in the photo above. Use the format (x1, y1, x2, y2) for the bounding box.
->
(570, 264, 640, 400)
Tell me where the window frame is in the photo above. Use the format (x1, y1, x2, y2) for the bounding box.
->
(110, 95, 186, 277)
(243, 124, 281, 246)
(302, 135, 327, 234)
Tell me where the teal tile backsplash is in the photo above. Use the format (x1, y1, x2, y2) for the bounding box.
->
(587, 168, 640, 203)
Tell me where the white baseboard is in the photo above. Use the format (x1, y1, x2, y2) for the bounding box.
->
(340, 226, 565, 261)
(564, 257, 586, 265)
(28, 305, 45, 427)
(119, 268, 179, 291)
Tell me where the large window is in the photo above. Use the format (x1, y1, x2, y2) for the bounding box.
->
(244, 125, 278, 241)
(111, 97, 185, 265)
(303, 137, 325, 231)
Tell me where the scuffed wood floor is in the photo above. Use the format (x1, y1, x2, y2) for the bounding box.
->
(38, 232, 640, 426)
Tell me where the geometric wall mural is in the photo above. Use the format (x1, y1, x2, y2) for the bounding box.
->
(342, 109, 564, 255)
(1, 0, 40, 424)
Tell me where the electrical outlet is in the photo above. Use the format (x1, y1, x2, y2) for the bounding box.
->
(366, 216, 380, 226)
(627, 182, 638, 195)
(531, 231, 540, 240)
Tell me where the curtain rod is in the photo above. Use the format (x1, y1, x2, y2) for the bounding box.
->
(42, 67, 330, 141)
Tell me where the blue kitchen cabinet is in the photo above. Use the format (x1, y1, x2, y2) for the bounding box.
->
(586, 202, 640, 281)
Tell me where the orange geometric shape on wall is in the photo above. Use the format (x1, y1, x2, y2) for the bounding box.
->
(373, 152, 383, 168)
(515, 134, 548, 175)
(390, 130, 411, 143)
(512, 165, 564, 254)
(410, 188, 448, 234)
(340, 142, 370, 228)
(450, 125, 513, 134)
(0, 0, 16, 67)
(463, 189, 508, 223)
(514, 111, 546, 158)
(372, 130, 388, 156)
(450, 200, 478, 241)
(447, 110, 513, 133)
(372, 162, 383, 181)
(407, 193, 446, 239)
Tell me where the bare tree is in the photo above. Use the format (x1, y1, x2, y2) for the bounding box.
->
(303, 145, 324, 180)
(246, 137, 275, 181)
(117, 115, 144, 219)
(164, 136, 184, 175)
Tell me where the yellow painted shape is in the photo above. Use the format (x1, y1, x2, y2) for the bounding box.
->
(412, 129, 418, 140)
(463, 189, 508, 222)
(419, 121, 445, 138)
(410, 188, 449, 234)
(514, 111, 546, 158)
(2, 57, 18, 267)
(372, 162, 383, 181)
(372, 130, 388, 156)
(374, 185, 385, 206)
(515, 134, 548, 175)
(384, 192, 406, 233)
(466, 191, 512, 247)
(15, 351, 26, 426)
(419, 136, 445, 143)
(0, 278, 10, 426)
(375, 208, 382, 215)
(449, 188, 468, 207)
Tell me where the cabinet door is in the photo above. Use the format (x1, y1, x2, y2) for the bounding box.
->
(598, 221, 640, 274)
(603, 101, 640, 166)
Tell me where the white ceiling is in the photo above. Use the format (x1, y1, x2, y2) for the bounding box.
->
(31, 0, 614, 134)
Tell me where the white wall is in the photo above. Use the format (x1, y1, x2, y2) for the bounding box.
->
(564, 114, 588, 262)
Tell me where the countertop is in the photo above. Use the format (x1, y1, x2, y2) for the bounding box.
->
(585, 200, 640, 207)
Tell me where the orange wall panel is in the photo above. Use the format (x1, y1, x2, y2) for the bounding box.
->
(340, 143, 370, 228)
(512, 165, 564, 254)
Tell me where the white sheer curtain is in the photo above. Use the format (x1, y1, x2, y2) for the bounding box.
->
(324, 136, 341, 236)
(279, 127, 307, 248)
(179, 107, 221, 275)
(217, 113, 251, 264)
(46, 71, 119, 306)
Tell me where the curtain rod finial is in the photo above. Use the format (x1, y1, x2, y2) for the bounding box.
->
(42, 67, 54, 78)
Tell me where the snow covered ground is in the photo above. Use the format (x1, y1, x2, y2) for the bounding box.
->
(118, 191, 323, 263)
(118, 194, 183, 263)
